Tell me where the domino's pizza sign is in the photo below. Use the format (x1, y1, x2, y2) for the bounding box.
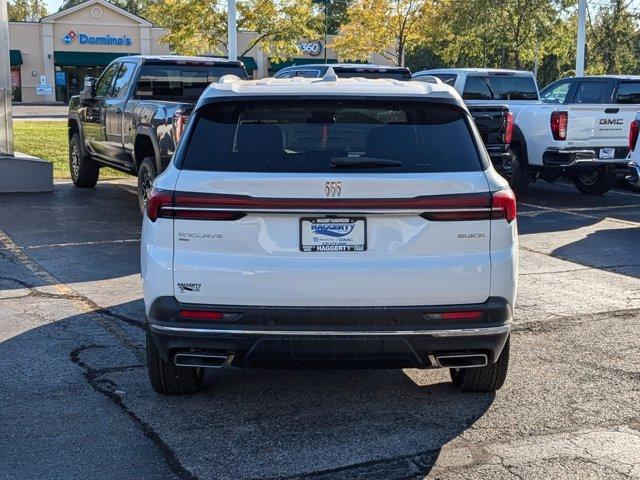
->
(62, 30, 132, 46)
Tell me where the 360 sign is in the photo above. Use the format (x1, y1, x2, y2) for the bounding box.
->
(299, 41, 323, 56)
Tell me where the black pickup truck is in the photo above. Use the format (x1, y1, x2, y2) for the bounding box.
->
(68, 55, 248, 210)
(411, 74, 513, 178)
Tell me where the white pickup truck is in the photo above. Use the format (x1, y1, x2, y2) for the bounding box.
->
(414, 69, 638, 195)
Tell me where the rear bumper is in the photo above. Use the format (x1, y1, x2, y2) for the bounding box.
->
(627, 160, 640, 185)
(147, 296, 512, 369)
(543, 148, 629, 170)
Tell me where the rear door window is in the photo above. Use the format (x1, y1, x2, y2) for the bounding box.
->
(575, 81, 609, 104)
(135, 64, 247, 100)
(615, 82, 640, 104)
(181, 99, 482, 173)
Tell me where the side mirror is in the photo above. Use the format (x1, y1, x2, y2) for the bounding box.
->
(79, 77, 97, 102)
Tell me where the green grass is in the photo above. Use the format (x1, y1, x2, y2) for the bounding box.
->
(13, 121, 128, 179)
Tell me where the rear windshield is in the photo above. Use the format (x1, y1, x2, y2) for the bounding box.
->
(135, 64, 247, 100)
(463, 75, 538, 101)
(180, 99, 482, 173)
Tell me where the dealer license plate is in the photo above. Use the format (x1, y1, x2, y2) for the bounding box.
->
(300, 217, 366, 252)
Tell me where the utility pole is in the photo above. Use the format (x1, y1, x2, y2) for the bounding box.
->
(227, 0, 237, 61)
(576, 0, 586, 76)
(323, 0, 328, 64)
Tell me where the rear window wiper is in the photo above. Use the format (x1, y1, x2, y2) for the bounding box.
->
(329, 156, 403, 168)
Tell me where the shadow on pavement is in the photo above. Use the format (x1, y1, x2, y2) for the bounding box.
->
(1, 301, 496, 479)
(0, 182, 141, 287)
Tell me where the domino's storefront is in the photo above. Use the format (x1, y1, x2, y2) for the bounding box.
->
(9, 0, 168, 103)
(9, 0, 392, 103)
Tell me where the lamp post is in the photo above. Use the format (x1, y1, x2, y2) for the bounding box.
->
(576, 0, 586, 76)
(0, 0, 13, 155)
(324, 0, 329, 63)
(228, 0, 237, 61)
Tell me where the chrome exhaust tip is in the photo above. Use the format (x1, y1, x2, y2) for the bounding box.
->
(434, 353, 488, 368)
(174, 353, 233, 368)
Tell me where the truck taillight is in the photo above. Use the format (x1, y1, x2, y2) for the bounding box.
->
(550, 111, 568, 141)
(504, 111, 514, 144)
(491, 189, 516, 223)
(173, 112, 190, 143)
(629, 120, 639, 151)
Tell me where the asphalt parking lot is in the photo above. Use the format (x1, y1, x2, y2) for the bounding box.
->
(1, 179, 640, 480)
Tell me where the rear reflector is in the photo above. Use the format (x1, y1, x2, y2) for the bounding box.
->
(423, 310, 484, 320)
(180, 310, 223, 320)
(442, 311, 483, 320)
(491, 189, 517, 223)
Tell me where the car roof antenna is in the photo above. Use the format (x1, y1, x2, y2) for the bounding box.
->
(322, 67, 338, 82)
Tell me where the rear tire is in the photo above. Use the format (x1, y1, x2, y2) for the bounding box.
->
(69, 132, 99, 188)
(450, 337, 510, 393)
(505, 146, 531, 196)
(573, 168, 616, 195)
(146, 328, 204, 395)
(137, 157, 157, 213)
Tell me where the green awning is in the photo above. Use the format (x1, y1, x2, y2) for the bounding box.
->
(10, 50, 22, 66)
(53, 51, 139, 67)
(239, 56, 257, 71)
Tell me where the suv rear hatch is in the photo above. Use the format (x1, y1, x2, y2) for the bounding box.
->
(165, 98, 497, 307)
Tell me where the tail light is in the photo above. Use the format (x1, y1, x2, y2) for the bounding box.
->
(491, 189, 516, 223)
(550, 111, 568, 141)
(173, 111, 190, 143)
(146, 190, 515, 223)
(146, 188, 247, 222)
(629, 120, 639, 151)
(504, 111, 514, 144)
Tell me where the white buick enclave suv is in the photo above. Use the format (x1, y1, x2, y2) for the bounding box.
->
(141, 71, 518, 395)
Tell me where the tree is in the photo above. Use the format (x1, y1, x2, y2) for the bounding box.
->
(59, 0, 150, 16)
(330, 0, 429, 66)
(312, 0, 353, 35)
(586, 0, 640, 74)
(146, 0, 321, 61)
(8, 0, 48, 21)
(423, 0, 573, 72)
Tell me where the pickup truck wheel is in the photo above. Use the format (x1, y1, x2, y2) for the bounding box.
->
(449, 337, 510, 393)
(69, 133, 99, 188)
(137, 157, 157, 213)
(506, 147, 531, 196)
(146, 328, 204, 395)
(573, 168, 616, 195)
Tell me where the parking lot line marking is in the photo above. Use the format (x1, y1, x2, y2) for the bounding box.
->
(519, 202, 640, 226)
(0, 229, 143, 355)
(26, 238, 139, 250)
